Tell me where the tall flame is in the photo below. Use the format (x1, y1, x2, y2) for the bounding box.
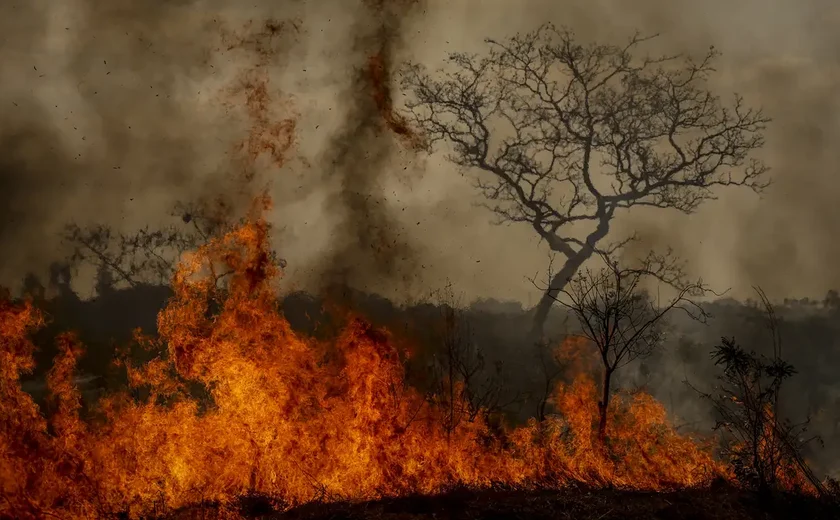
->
(0, 199, 725, 519)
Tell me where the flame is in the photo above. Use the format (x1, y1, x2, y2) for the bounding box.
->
(721, 404, 818, 494)
(362, 0, 427, 150)
(0, 200, 727, 519)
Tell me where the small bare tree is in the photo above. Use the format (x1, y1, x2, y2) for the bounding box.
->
(546, 250, 708, 441)
(401, 23, 769, 340)
(534, 337, 565, 423)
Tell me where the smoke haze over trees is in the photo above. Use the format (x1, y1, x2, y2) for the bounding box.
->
(400, 23, 768, 339)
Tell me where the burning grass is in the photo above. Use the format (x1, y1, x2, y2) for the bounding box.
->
(1, 199, 728, 519)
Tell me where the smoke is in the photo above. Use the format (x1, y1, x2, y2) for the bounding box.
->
(394, 0, 840, 303)
(593, 0, 840, 302)
(3, 0, 840, 305)
(5, 0, 840, 479)
(0, 0, 264, 293)
(306, 0, 428, 299)
(0, 0, 432, 299)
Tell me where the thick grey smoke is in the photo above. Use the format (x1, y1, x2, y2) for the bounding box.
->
(2, 0, 839, 305)
(0, 0, 434, 299)
(0, 0, 264, 294)
(304, 0, 428, 299)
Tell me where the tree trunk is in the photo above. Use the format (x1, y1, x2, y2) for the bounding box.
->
(598, 369, 613, 443)
(530, 250, 593, 342)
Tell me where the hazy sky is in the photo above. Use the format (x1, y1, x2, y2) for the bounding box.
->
(2, 0, 839, 305)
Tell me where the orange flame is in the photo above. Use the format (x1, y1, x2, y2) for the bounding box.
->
(0, 201, 726, 519)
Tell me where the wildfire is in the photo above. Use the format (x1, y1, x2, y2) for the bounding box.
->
(1, 199, 725, 519)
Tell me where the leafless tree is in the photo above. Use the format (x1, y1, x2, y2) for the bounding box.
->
(401, 23, 769, 340)
(62, 223, 203, 288)
(61, 198, 286, 291)
(534, 337, 564, 423)
(545, 250, 708, 441)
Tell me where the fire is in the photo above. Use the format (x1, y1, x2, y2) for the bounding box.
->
(1, 199, 725, 519)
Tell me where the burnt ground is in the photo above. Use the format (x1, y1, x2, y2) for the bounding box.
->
(161, 483, 840, 520)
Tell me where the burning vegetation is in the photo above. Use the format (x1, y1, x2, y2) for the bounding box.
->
(0, 199, 737, 519)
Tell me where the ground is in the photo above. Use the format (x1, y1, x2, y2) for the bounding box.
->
(162, 483, 840, 520)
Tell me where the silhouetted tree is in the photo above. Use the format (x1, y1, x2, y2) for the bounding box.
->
(547, 251, 708, 441)
(823, 289, 840, 311)
(534, 338, 565, 423)
(61, 199, 234, 288)
(61, 197, 286, 292)
(401, 23, 769, 340)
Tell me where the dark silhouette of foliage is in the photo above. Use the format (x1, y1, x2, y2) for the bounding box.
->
(694, 289, 828, 497)
(425, 282, 519, 433)
(61, 197, 286, 292)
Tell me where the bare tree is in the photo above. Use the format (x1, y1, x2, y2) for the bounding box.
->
(62, 223, 203, 288)
(534, 337, 564, 423)
(546, 250, 708, 441)
(61, 198, 286, 291)
(401, 23, 769, 340)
